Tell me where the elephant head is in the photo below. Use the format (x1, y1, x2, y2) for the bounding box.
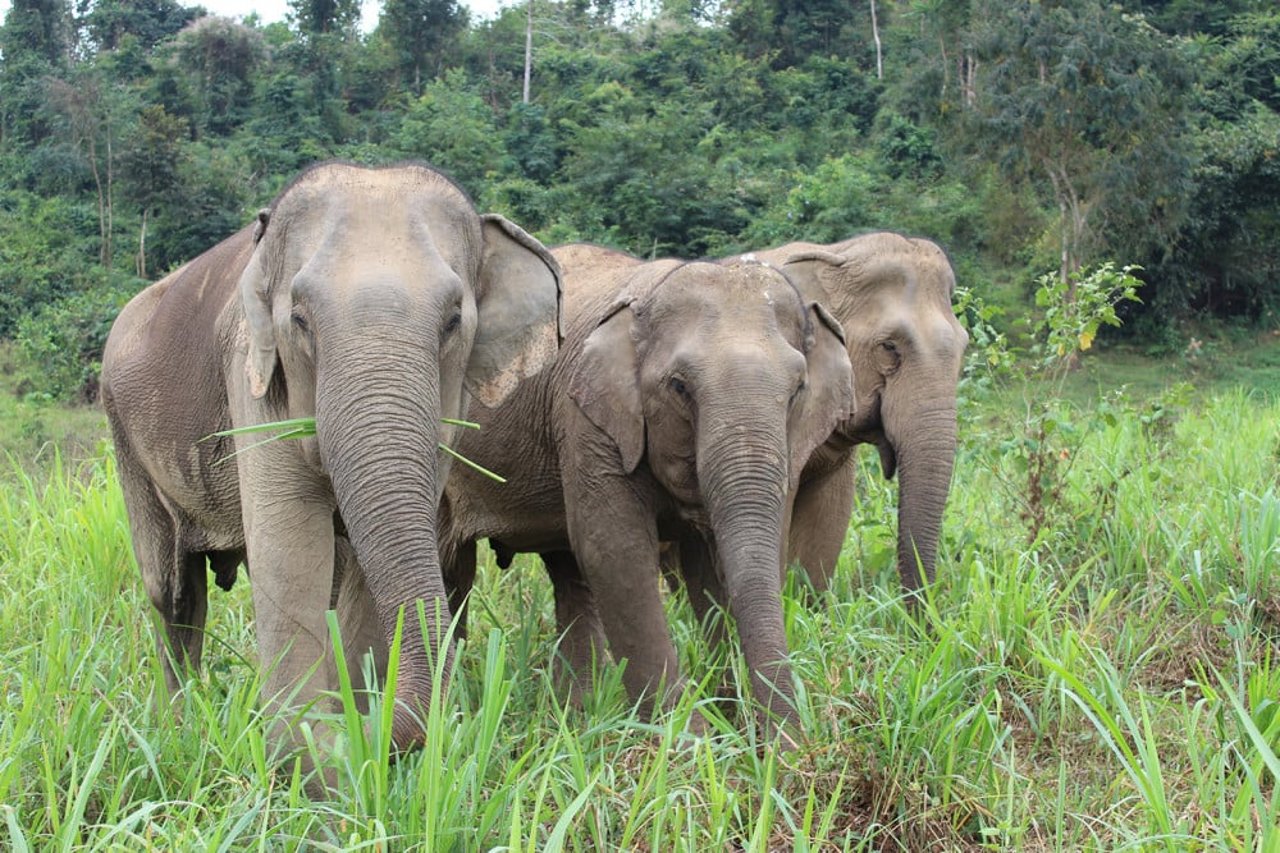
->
(569, 261, 853, 723)
(238, 162, 560, 749)
(781, 233, 967, 593)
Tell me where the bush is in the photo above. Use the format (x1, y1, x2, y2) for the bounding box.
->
(14, 271, 142, 403)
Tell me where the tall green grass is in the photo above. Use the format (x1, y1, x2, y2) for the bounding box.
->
(1, 389, 1277, 849)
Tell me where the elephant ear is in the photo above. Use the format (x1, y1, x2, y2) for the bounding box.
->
(779, 250, 845, 308)
(240, 209, 277, 399)
(567, 298, 645, 474)
(468, 214, 564, 408)
(790, 300, 855, 484)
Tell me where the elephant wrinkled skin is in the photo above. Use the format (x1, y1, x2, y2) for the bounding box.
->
(754, 232, 969, 594)
(439, 248, 854, 732)
(101, 161, 562, 762)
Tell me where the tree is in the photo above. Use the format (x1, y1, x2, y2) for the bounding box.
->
(118, 105, 188, 277)
(727, 0, 867, 68)
(289, 0, 361, 36)
(81, 0, 199, 54)
(170, 16, 267, 135)
(964, 1, 1193, 284)
(44, 69, 125, 268)
(0, 0, 74, 144)
(380, 0, 467, 92)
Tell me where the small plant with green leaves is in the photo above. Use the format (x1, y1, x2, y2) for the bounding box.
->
(1032, 262, 1143, 381)
(964, 262, 1144, 545)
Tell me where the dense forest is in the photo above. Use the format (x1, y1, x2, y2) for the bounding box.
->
(1, 0, 1277, 402)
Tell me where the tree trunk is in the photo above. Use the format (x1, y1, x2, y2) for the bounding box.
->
(136, 208, 148, 279)
(104, 108, 113, 271)
(870, 1, 883, 80)
(523, 0, 533, 104)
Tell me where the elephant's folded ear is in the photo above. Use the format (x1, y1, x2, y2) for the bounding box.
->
(567, 299, 645, 474)
(469, 214, 564, 408)
(790, 301, 855, 484)
(238, 247, 278, 400)
(780, 250, 845, 307)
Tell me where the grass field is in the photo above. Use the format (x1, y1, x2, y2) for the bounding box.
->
(1, 363, 1278, 849)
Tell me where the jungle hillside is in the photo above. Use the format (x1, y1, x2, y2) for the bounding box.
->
(2, 0, 1279, 849)
(1, 0, 1278, 414)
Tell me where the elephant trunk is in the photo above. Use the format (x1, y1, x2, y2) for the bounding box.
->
(700, 421, 798, 730)
(316, 340, 448, 751)
(887, 396, 957, 595)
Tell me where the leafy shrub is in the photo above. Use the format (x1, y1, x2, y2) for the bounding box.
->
(0, 191, 104, 338)
(14, 271, 142, 402)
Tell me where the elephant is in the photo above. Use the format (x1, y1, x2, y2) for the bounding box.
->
(100, 161, 562, 760)
(438, 247, 854, 731)
(746, 232, 969, 594)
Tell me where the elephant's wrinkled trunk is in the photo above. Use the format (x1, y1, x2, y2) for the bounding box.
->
(700, 421, 799, 731)
(316, 339, 449, 751)
(887, 398, 957, 596)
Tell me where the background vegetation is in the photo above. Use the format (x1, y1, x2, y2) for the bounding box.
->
(2, 340, 1278, 849)
(2, 0, 1278, 848)
(0, 0, 1277, 403)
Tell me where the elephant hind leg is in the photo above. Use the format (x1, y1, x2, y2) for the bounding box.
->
(114, 452, 208, 695)
(443, 538, 477, 641)
(542, 550, 607, 704)
(160, 549, 210, 691)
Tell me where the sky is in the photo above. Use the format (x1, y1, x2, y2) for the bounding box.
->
(0, 0, 513, 32)
(195, 0, 511, 28)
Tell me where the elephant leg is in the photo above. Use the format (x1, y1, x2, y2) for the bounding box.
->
(788, 458, 856, 593)
(658, 541, 682, 594)
(238, 448, 338, 763)
(445, 539, 477, 642)
(115, 450, 207, 696)
(437, 496, 476, 642)
(541, 550, 607, 704)
(157, 547, 210, 693)
(332, 535, 387, 709)
(678, 535, 728, 652)
(565, 477, 678, 719)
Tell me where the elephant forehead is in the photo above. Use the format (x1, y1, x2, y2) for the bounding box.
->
(268, 167, 480, 264)
(653, 263, 798, 315)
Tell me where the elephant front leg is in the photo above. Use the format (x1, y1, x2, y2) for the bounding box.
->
(240, 458, 339, 769)
(566, 477, 681, 720)
(332, 535, 388, 711)
(788, 456, 857, 592)
(678, 534, 728, 651)
(541, 550, 608, 704)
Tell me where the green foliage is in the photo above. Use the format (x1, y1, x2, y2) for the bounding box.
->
(1033, 263, 1143, 373)
(0, 191, 103, 337)
(0, 0, 1276, 398)
(3, 384, 1280, 847)
(14, 271, 142, 402)
(962, 262, 1143, 545)
(392, 70, 506, 190)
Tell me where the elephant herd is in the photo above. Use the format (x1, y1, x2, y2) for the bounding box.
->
(101, 161, 968, 776)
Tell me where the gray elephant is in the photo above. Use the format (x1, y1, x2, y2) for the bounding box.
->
(101, 162, 562, 758)
(439, 247, 854, 730)
(751, 232, 969, 594)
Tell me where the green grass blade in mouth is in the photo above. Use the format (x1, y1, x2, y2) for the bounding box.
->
(204, 416, 506, 482)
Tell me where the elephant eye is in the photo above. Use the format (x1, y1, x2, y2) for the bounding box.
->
(790, 379, 806, 405)
(669, 376, 689, 398)
(444, 312, 462, 335)
(879, 340, 897, 352)
(291, 311, 309, 333)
